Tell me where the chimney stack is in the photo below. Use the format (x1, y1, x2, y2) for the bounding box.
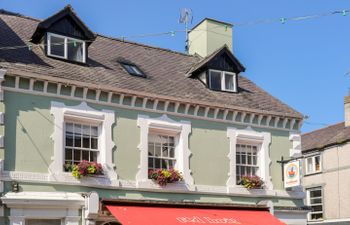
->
(188, 18, 233, 58)
(344, 95, 350, 126)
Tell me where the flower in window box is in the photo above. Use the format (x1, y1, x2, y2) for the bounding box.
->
(69, 160, 103, 179)
(239, 175, 264, 189)
(148, 168, 183, 186)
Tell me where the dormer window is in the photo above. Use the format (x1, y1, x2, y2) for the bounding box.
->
(47, 33, 86, 63)
(208, 69, 237, 92)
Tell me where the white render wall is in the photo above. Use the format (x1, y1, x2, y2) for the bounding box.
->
(302, 143, 350, 221)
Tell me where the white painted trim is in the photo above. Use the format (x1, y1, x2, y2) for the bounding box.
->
(136, 114, 194, 189)
(47, 32, 86, 63)
(3, 86, 298, 133)
(226, 126, 273, 191)
(208, 69, 237, 93)
(0, 169, 306, 199)
(289, 132, 302, 157)
(50, 101, 119, 185)
(2, 192, 84, 225)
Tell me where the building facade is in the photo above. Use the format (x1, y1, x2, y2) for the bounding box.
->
(0, 5, 308, 225)
(301, 97, 350, 225)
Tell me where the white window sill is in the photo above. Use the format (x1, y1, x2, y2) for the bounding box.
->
(304, 171, 322, 176)
(227, 186, 275, 196)
(136, 179, 195, 191)
(51, 172, 117, 186)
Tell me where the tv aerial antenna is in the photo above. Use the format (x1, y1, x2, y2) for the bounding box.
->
(179, 8, 193, 53)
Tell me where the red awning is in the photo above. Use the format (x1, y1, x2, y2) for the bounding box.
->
(106, 205, 286, 225)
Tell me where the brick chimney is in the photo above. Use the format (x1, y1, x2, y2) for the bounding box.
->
(188, 18, 233, 57)
(345, 95, 350, 126)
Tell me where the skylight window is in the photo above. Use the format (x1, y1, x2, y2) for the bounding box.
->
(47, 32, 86, 63)
(121, 63, 145, 77)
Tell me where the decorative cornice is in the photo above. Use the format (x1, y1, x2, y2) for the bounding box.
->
(3, 74, 302, 132)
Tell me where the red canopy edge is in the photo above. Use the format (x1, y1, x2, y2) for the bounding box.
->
(106, 205, 286, 225)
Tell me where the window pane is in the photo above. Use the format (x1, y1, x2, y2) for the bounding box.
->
(209, 71, 222, 90)
(310, 190, 321, 198)
(154, 144, 161, 157)
(162, 145, 169, 157)
(50, 36, 65, 57)
(155, 158, 161, 169)
(148, 143, 154, 156)
(90, 151, 98, 161)
(91, 138, 98, 149)
(311, 213, 323, 220)
(307, 158, 313, 173)
(82, 150, 90, 161)
(311, 205, 323, 212)
(311, 198, 322, 204)
(67, 39, 84, 62)
(148, 158, 154, 168)
(65, 149, 72, 160)
(169, 147, 175, 158)
(225, 73, 235, 91)
(74, 150, 81, 161)
(315, 156, 321, 172)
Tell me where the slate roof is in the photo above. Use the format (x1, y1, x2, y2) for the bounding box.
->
(0, 9, 303, 119)
(301, 122, 350, 152)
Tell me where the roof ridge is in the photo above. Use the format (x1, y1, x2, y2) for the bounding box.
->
(302, 121, 344, 136)
(0, 9, 42, 22)
(0, 8, 195, 58)
(96, 34, 194, 58)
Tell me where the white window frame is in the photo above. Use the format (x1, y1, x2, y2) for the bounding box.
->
(235, 143, 260, 185)
(306, 187, 324, 221)
(305, 155, 322, 175)
(50, 101, 118, 182)
(136, 114, 194, 188)
(227, 126, 272, 190)
(47, 32, 86, 63)
(208, 69, 237, 92)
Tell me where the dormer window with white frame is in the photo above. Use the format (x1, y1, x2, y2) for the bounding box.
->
(208, 69, 237, 92)
(47, 32, 86, 63)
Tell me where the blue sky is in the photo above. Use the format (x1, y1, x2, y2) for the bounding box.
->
(1, 0, 350, 133)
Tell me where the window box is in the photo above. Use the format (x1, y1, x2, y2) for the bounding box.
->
(239, 175, 264, 189)
(64, 161, 103, 179)
(148, 168, 183, 186)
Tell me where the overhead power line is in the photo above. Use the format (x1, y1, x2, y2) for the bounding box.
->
(0, 8, 349, 51)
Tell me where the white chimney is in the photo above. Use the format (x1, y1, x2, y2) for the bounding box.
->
(345, 96, 350, 127)
(188, 18, 233, 57)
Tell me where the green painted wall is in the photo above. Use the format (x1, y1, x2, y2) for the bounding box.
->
(3, 91, 292, 189)
(3, 181, 304, 208)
